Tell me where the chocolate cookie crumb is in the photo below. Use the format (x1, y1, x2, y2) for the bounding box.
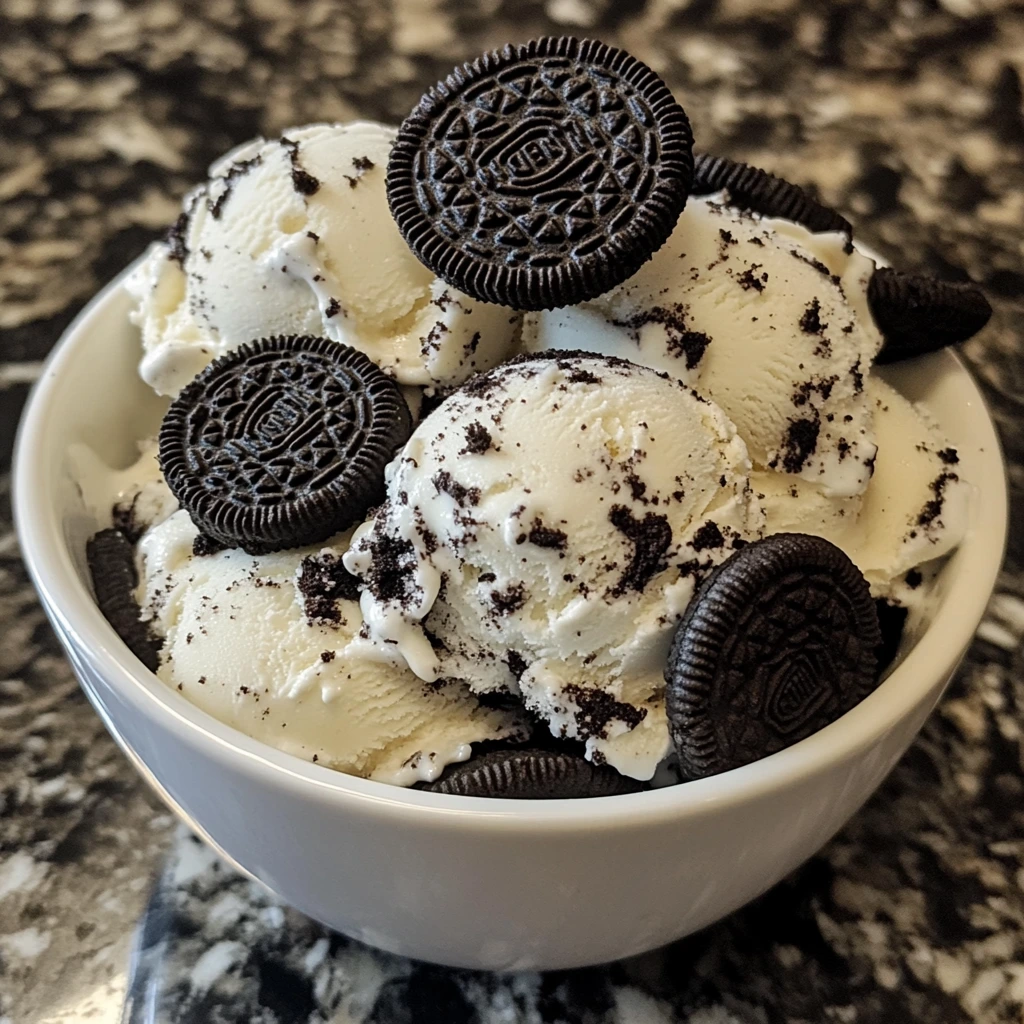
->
(917, 471, 958, 527)
(281, 136, 321, 196)
(608, 505, 673, 596)
(612, 305, 711, 370)
(690, 521, 725, 552)
(490, 583, 527, 615)
(360, 534, 417, 606)
(564, 683, 647, 740)
(565, 366, 602, 385)
(460, 422, 492, 455)
(528, 518, 568, 551)
(937, 447, 959, 465)
(320, 651, 336, 663)
(166, 211, 190, 264)
(799, 298, 826, 335)
(905, 569, 923, 589)
(737, 265, 767, 292)
(192, 533, 227, 558)
(297, 551, 361, 625)
(208, 154, 262, 219)
(433, 470, 481, 507)
(777, 417, 821, 473)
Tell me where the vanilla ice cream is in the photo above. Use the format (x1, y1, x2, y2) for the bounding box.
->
(127, 122, 519, 396)
(131, 507, 527, 783)
(344, 355, 765, 779)
(755, 374, 971, 601)
(521, 194, 883, 498)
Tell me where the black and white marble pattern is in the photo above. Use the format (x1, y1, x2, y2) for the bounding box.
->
(2, 0, 1024, 1021)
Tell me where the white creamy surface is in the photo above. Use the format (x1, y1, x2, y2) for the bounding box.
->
(521, 194, 884, 498)
(127, 121, 519, 396)
(134, 510, 527, 784)
(754, 374, 971, 605)
(345, 356, 766, 779)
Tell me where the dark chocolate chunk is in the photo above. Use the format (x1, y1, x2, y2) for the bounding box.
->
(86, 528, 162, 672)
(159, 336, 412, 555)
(665, 533, 880, 780)
(692, 153, 853, 237)
(868, 268, 992, 363)
(426, 748, 643, 798)
(387, 36, 694, 310)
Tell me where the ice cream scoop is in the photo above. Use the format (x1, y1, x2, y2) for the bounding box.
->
(520, 194, 883, 498)
(126, 122, 519, 396)
(344, 354, 765, 779)
(755, 374, 971, 602)
(133, 507, 527, 783)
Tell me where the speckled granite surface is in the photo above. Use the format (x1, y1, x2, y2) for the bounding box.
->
(2, 0, 1024, 1021)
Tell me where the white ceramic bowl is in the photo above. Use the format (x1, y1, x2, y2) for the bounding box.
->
(15, 266, 1007, 971)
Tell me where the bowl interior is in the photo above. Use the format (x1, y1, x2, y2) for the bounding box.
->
(13, 265, 1008, 822)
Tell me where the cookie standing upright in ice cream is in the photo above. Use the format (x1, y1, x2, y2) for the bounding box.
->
(84, 34, 992, 796)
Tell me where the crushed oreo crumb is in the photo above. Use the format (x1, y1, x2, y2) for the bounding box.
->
(918, 471, 958, 527)
(611, 306, 712, 371)
(433, 470, 481, 507)
(166, 211, 190, 264)
(799, 298, 826, 335)
(563, 684, 647, 740)
(281, 136, 321, 195)
(528, 518, 568, 551)
(460, 422, 493, 455)
(490, 583, 527, 615)
(361, 533, 418, 605)
(737, 265, 767, 292)
(608, 505, 673, 596)
(776, 417, 821, 473)
(192, 533, 227, 558)
(208, 154, 262, 219)
(690, 521, 725, 552)
(297, 552, 361, 625)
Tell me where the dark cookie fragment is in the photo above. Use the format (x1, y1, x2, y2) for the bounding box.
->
(297, 552, 361, 626)
(608, 504, 672, 596)
(426, 748, 642, 798)
(868, 268, 992, 363)
(692, 153, 853, 237)
(387, 36, 694, 310)
(86, 528, 162, 672)
(159, 336, 412, 555)
(665, 533, 880, 780)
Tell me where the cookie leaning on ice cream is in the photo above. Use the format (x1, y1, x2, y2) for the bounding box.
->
(387, 36, 694, 310)
(665, 533, 881, 780)
(159, 335, 412, 554)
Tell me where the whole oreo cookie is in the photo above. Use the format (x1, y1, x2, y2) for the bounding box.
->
(692, 153, 852, 237)
(426, 748, 643, 798)
(388, 36, 694, 310)
(87, 528, 162, 672)
(665, 533, 880, 781)
(159, 336, 412, 555)
(869, 267, 992, 364)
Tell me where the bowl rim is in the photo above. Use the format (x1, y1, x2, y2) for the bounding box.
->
(13, 259, 1008, 832)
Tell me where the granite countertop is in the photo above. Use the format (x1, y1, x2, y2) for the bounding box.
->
(2, 0, 1023, 1021)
